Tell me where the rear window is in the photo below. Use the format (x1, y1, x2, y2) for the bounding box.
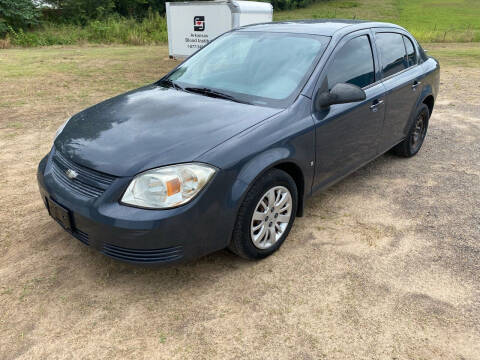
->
(375, 32, 408, 78)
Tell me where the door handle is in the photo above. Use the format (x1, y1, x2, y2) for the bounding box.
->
(370, 99, 384, 112)
(412, 81, 422, 90)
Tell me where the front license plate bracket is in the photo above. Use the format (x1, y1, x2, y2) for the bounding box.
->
(47, 198, 72, 230)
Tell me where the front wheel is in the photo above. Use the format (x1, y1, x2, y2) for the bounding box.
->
(392, 103, 430, 157)
(228, 169, 298, 260)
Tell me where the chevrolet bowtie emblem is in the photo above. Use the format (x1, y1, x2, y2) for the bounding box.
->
(66, 169, 78, 180)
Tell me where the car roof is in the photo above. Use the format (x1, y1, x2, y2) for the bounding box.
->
(239, 19, 406, 37)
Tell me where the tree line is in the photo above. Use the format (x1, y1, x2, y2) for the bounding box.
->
(0, 0, 318, 37)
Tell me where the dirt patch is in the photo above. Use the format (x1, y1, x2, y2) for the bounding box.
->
(0, 45, 479, 359)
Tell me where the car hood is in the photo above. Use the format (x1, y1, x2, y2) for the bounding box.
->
(54, 85, 282, 177)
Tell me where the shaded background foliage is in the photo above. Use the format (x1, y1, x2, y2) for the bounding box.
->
(1, 0, 312, 36)
(42, 0, 313, 23)
(0, 0, 40, 35)
(41, 0, 169, 24)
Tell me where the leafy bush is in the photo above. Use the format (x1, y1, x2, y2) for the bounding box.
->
(42, 0, 190, 24)
(0, 0, 40, 36)
(41, 0, 116, 25)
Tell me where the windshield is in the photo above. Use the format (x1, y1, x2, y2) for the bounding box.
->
(164, 31, 330, 107)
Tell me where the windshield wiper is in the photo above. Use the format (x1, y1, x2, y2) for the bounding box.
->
(159, 79, 184, 91)
(185, 87, 250, 105)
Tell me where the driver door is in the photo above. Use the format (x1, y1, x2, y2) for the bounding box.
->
(312, 30, 386, 191)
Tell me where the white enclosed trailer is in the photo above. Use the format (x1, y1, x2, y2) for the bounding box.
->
(166, 0, 273, 58)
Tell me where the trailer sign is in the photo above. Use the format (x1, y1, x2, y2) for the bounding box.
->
(166, 1, 273, 58)
(185, 32, 209, 51)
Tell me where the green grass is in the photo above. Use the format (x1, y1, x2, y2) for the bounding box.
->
(3, 0, 480, 46)
(274, 0, 480, 42)
(427, 43, 480, 67)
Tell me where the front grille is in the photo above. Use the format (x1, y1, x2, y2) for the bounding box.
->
(51, 149, 116, 198)
(101, 243, 184, 263)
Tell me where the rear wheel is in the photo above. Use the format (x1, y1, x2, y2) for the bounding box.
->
(392, 104, 430, 157)
(229, 169, 297, 260)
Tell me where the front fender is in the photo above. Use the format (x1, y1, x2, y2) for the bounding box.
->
(231, 147, 299, 206)
(198, 95, 315, 220)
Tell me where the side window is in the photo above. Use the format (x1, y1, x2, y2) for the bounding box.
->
(326, 35, 375, 90)
(375, 33, 408, 77)
(403, 36, 417, 67)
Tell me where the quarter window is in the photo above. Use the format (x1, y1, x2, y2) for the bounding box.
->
(376, 33, 408, 77)
(403, 36, 417, 67)
(326, 35, 375, 90)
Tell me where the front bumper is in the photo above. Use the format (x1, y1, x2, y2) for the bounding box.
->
(37, 151, 236, 264)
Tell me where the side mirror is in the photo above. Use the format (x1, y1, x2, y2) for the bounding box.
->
(315, 83, 366, 110)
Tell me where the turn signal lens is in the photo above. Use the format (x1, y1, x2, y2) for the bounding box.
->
(166, 178, 181, 196)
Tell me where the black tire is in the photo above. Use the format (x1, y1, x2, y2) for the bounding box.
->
(392, 103, 430, 157)
(228, 169, 298, 260)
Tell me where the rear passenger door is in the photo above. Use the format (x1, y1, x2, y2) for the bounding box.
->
(312, 30, 386, 190)
(374, 31, 425, 152)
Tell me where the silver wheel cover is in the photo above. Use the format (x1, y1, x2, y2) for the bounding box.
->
(250, 186, 293, 250)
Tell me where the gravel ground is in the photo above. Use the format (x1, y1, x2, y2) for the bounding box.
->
(0, 45, 479, 359)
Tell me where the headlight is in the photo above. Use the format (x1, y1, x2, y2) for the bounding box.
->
(54, 118, 70, 141)
(121, 163, 216, 209)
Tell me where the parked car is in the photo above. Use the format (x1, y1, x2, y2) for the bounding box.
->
(37, 20, 440, 264)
